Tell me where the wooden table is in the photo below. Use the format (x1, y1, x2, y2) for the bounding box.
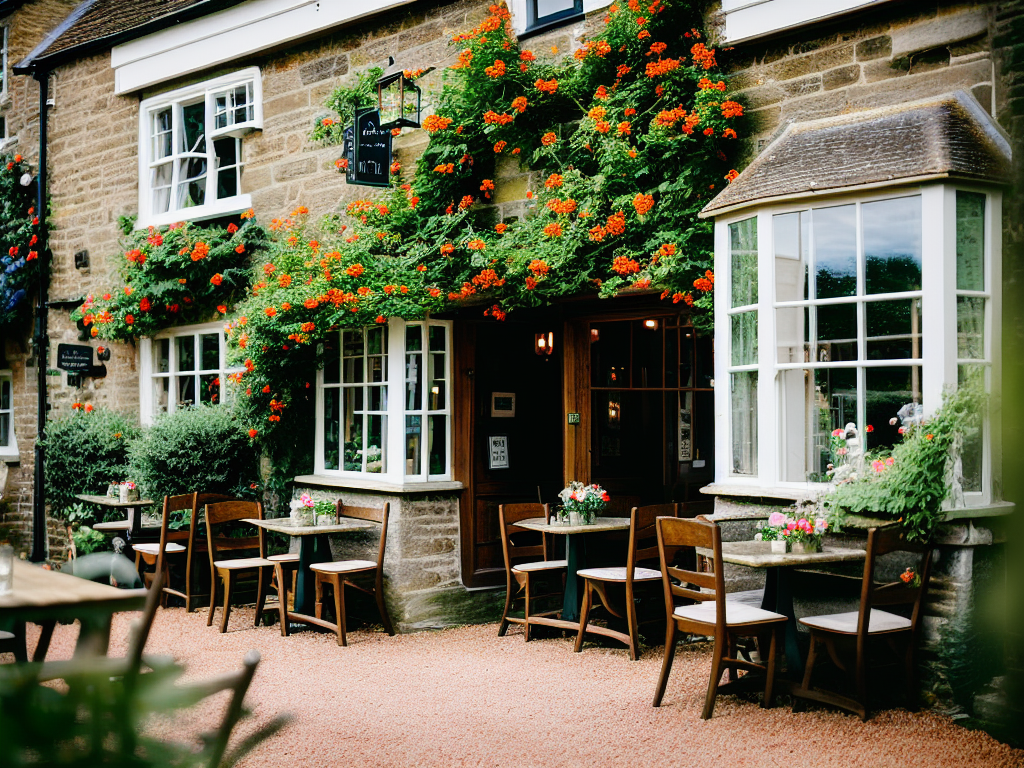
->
(244, 517, 375, 624)
(76, 495, 158, 556)
(515, 517, 631, 626)
(0, 560, 147, 660)
(699, 541, 867, 677)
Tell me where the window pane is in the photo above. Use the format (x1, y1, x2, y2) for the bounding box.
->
(428, 415, 447, 476)
(405, 414, 421, 476)
(323, 387, 340, 471)
(730, 311, 757, 366)
(537, 0, 576, 17)
(694, 333, 713, 387)
(343, 392, 362, 471)
(816, 303, 857, 362)
(406, 324, 422, 352)
(779, 367, 856, 482)
(776, 307, 809, 364)
(217, 166, 238, 199)
(176, 157, 207, 209)
(177, 336, 195, 371)
(406, 353, 422, 410)
(177, 375, 196, 407)
(368, 385, 386, 412)
(956, 191, 985, 292)
(633, 319, 664, 387)
(201, 334, 219, 370)
(865, 366, 921, 450)
(367, 415, 385, 473)
(0, 413, 8, 447)
(430, 354, 446, 410)
(200, 373, 219, 404)
(152, 163, 172, 214)
(429, 325, 446, 352)
(323, 341, 340, 384)
(774, 211, 808, 302)
(813, 204, 856, 299)
(155, 339, 170, 373)
(152, 377, 169, 415)
(730, 217, 757, 308)
(152, 108, 172, 159)
(958, 364, 984, 493)
(864, 196, 921, 295)
(367, 326, 385, 357)
(1, 379, 10, 410)
(665, 326, 678, 388)
(180, 102, 206, 153)
(731, 371, 757, 475)
(590, 321, 630, 386)
(957, 297, 985, 360)
(866, 298, 921, 360)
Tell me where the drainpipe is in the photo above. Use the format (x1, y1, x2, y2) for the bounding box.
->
(30, 71, 49, 562)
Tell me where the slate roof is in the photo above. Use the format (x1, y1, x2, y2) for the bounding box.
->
(15, 0, 247, 72)
(700, 90, 1012, 218)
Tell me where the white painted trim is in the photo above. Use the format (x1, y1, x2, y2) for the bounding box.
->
(112, 0, 418, 95)
(507, 0, 613, 35)
(0, 370, 17, 460)
(721, 0, 894, 45)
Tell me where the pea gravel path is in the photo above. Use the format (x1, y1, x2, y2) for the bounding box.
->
(29, 608, 1024, 768)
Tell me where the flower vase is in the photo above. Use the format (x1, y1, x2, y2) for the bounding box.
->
(568, 510, 582, 526)
(770, 540, 788, 554)
(790, 540, 821, 555)
(119, 485, 129, 503)
(316, 514, 333, 527)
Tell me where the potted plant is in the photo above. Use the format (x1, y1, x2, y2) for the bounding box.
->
(119, 481, 139, 503)
(314, 499, 335, 527)
(289, 493, 316, 526)
(754, 512, 791, 554)
(557, 482, 610, 526)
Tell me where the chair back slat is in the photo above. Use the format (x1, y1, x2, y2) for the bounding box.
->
(857, 526, 933, 640)
(205, 501, 264, 564)
(658, 516, 726, 620)
(627, 503, 678, 574)
(335, 500, 391, 569)
(499, 503, 550, 569)
(157, 493, 197, 571)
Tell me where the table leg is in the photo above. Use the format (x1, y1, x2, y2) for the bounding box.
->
(761, 566, 802, 678)
(294, 534, 332, 616)
(562, 535, 586, 623)
(32, 620, 55, 662)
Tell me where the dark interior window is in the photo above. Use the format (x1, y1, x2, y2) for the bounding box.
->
(526, 0, 584, 35)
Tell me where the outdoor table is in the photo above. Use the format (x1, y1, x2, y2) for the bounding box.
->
(243, 517, 376, 625)
(515, 517, 631, 626)
(0, 559, 147, 660)
(697, 540, 867, 678)
(76, 495, 158, 556)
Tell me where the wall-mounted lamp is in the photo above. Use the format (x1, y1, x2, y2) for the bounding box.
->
(608, 400, 621, 423)
(590, 328, 600, 342)
(377, 65, 422, 130)
(534, 331, 554, 356)
(644, 319, 659, 330)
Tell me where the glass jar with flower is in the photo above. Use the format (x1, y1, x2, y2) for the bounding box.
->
(314, 499, 336, 527)
(755, 511, 792, 554)
(119, 481, 139, 503)
(557, 482, 610, 525)
(289, 493, 317, 526)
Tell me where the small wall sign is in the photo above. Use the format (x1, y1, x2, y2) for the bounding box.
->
(351, 109, 392, 187)
(491, 392, 516, 418)
(567, 412, 580, 425)
(488, 435, 509, 470)
(56, 344, 94, 372)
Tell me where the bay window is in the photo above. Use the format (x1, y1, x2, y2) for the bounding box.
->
(137, 68, 261, 227)
(714, 184, 1000, 505)
(316, 319, 452, 484)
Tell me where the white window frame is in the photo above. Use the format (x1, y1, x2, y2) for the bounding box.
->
(138, 321, 243, 425)
(508, 0, 611, 35)
(136, 68, 261, 229)
(0, 369, 17, 461)
(315, 318, 453, 486)
(713, 183, 1001, 506)
(1, 26, 8, 100)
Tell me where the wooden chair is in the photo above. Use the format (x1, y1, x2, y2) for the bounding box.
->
(574, 503, 679, 660)
(134, 492, 234, 611)
(792, 525, 933, 720)
(498, 503, 567, 642)
(304, 501, 395, 646)
(205, 500, 276, 633)
(653, 515, 787, 718)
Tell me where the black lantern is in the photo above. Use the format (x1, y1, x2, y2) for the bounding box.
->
(377, 70, 422, 130)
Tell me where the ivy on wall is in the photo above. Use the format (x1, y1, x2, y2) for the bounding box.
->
(0, 154, 44, 329)
(230, 0, 743, 441)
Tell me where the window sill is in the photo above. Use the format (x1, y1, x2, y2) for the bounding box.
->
(701, 482, 819, 503)
(0, 450, 20, 464)
(137, 194, 252, 230)
(294, 474, 464, 494)
(519, 12, 585, 40)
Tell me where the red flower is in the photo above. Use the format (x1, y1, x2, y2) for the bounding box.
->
(125, 314, 134, 325)
(248, 428, 258, 438)
(866, 425, 874, 433)
(227, 223, 238, 234)
(210, 273, 223, 286)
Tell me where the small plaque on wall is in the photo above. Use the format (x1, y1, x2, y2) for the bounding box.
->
(491, 392, 515, 418)
(488, 435, 510, 470)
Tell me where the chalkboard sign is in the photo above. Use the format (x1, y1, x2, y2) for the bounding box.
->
(352, 109, 392, 187)
(57, 344, 93, 371)
(342, 126, 356, 185)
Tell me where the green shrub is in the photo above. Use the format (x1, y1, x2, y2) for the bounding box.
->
(41, 407, 141, 514)
(128, 403, 259, 504)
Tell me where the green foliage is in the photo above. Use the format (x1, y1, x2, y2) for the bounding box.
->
(71, 214, 271, 341)
(824, 377, 987, 541)
(41, 407, 141, 513)
(0, 153, 44, 329)
(309, 66, 383, 145)
(71, 524, 108, 556)
(127, 403, 260, 503)
(230, 0, 740, 441)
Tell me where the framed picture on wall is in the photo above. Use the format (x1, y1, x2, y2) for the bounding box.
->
(488, 435, 510, 469)
(491, 392, 516, 418)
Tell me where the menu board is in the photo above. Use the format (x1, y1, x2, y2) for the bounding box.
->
(352, 109, 392, 187)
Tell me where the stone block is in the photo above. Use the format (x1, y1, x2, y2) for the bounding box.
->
(891, 9, 989, 59)
(263, 90, 310, 119)
(766, 44, 855, 82)
(298, 54, 349, 86)
(856, 35, 893, 61)
(273, 157, 318, 183)
(822, 63, 862, 90)
(493, 174, 529, 205)
(398, 20, 444, 51)
(735, 83, 784, 110)
(781, 74, 822, 97)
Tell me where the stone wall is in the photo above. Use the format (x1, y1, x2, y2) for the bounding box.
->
(719, 2, 997, 160)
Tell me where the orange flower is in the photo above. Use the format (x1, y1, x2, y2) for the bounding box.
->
(657, 243, 676, 258)
(638, 29, 650, 39)
(210, 273, 223, 286)
(217, 305, 227, 313)
(139, 297, 151, 311)
(529, 259, 549, 275)
(459, 195, 474, 210)
(721, 100, 744, 119)
(723, 128, 738, 139)
(541, 132, 557, 146)
(304, 297, 319, 309)
(545, 173, 563, 189)
(691, 42, 717, 69)
(605, 211, 626, 237)
(235, 244, 245, 253)
(649, 42, 667, 55)
(534, 78, 559, 94)
(346, 263, 364, 277)
(279, 274, 292, 288)
(265, 307, 277, 317)
(248, 429, 258, 438)
(467, 239, 486, 251)
(493, 140, 507, 153)
(453, 48, 474, 69)
(611, 256, 640, 275)
(589, 225, 606, 242)
(441, 243, 455, 256)
(694, 277, 713, 292)
(645, 58, 680, 77)
(616, 121, 631, 136)
(423, 115, 453, 133)
(483, 111, 514, 125)
(511, 96, 528, 113)
(484, 59, 507, 78)
(625, 107, 637, 116)
(594, 85, 609, 100)
(495, 223, 508, 234)
(429, 287, 441, 297)
(546, 198, 577, 215)
(594, 121, 611, 134)
(525, 276, 537, 290)
(520, 50, 535, 61)
(375, 315, 386, 324)
(725, 169, 739, 182)
(301, 322, 315, 332)
(632, 193, 655, 215)
(125, 314, 135, 325)
(543, 222, 563, 237)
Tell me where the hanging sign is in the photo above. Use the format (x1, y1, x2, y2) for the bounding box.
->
(56, 344, 94, 372)
(351, 109, 392, 187)
(488, 435, 509, 470)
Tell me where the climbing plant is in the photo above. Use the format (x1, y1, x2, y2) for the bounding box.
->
(229, 0, 744, 441)
(0, 154, 44, 329)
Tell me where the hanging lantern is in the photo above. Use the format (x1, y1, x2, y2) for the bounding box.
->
(377, 71, 422, 130)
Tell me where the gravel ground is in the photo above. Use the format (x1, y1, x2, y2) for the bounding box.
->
(24, 608, 1024, 768)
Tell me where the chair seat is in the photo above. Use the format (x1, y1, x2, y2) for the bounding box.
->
(0, 630, 15, 641)
(310, 559, 377, 574)
(133, 542, 186, 555)
(213, 557, 275, 570)
(577, 566, 661, 582)
(512, 559, 568, 573)
(674, 601, 786, 627)
(800, 609, 911, 634)
(267, 553, 300, 563)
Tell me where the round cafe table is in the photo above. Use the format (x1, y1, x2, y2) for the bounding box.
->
(515, 517, 631, 624)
